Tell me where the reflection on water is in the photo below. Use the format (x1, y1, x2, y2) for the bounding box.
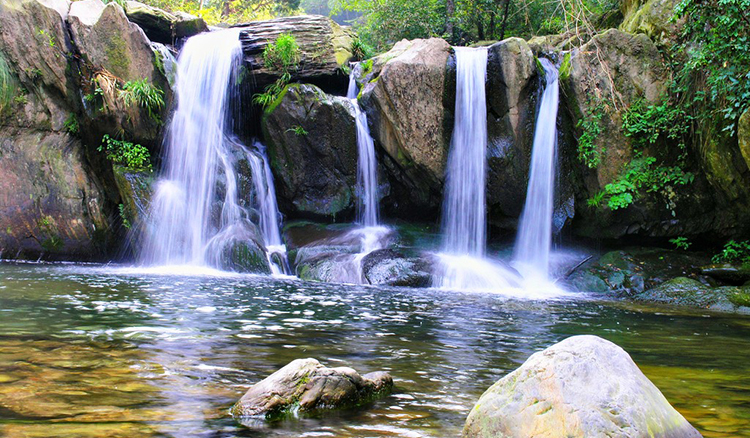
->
(0, 262, 749, 437)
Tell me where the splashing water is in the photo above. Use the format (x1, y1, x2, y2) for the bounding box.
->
(348, 70, 380, 227)
(440, 47, 488, 257)
(514, 58, 559, 279)
(140, 30, 288, 274)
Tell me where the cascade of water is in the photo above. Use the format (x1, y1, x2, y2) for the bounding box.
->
(513, 58, 559, 279)
(347, 70, 380, 227)
(140, 30, 289, 274)
(245, 141, 290, 275)
(440, 47, 488, 256)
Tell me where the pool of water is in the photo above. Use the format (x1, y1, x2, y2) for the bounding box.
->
(0, 262, 748, 437)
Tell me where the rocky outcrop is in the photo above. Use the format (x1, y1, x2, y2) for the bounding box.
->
(485, 38, 539, 227)
(0, 0, 112, 259)
(230, 358, 392, 422)
(635, 277, 750, 313)
(463, 335, 702, 438)
(238, 15, 354, 92)
(620, 0, 682, 47)
(739, 109, 750, 173)
(262, 83, 358, 220)
(361, 249, 433, 287)
(360, 38, 453, 218)
(123, 1, 206, 45)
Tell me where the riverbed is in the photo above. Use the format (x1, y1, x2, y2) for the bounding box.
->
(0, 262, 748, 437)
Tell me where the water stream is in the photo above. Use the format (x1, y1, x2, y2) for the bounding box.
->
(0, 262, 747, 438)
(140, 30, 288, 274)
(514, 58, 559, 279)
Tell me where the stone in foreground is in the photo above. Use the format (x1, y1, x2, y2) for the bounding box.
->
(231, 358, 392, 422)
(463, 335, 701, 438)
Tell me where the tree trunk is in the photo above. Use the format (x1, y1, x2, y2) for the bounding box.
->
(499, 0, 511, 41)
(446, 0, 455, 41)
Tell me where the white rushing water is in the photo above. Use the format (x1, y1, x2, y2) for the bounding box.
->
(440, 47, 488, 257)
(513, 58, 559, 279)
(140, 30, 288, 274)
(347, 70, 380, 227)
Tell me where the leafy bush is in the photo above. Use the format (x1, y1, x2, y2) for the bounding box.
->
(576, 105, 604, 168)
(622, 99, 691, 155)
(119, 78, 164, 122)
(351, 36, 374, 61)
(98, 135, 152, 171)
(712, 240, 750, 264)
(262, 33, 300, 72)
(669, 236, 691, 250)
(64, 113, 79, 135)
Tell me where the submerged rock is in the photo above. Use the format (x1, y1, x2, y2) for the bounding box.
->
(636, 277, 750, 313)
(230, 358, 392, 423)
(463, 335, 702, 438)
(361, 249, 433, 287)
(262, 83, 358, 220)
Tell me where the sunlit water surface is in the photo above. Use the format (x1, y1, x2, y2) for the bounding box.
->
(0, 262, 749, 437)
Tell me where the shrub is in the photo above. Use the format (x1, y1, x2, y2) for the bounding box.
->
(262, 33, 300, 72)
(98, 135, 152, 171)
(712, 240, 750, 264)
(119, 78, 164, 122)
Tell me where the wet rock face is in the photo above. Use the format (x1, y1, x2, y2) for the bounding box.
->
(262, 83, 358, 220)
(463, 335, 702, 438)
(123, 0, 207, 45)
(238, 15, 354, 93)
(361, 249, 433, 287)
(635, 277, 750, 313)
(359, 38, 453, 219)
(230, 358, 393, 422)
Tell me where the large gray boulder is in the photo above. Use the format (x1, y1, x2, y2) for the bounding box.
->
(463, 335, 702, 438)
(123, 0, 206, 45)
(230, 358, 392, 422)
(238, 15, 354, 91)
(360, 38, 453, 217)
(485, 38, 539, 227)
(262, 83, 358, 220)
(0, 0, 112, 260)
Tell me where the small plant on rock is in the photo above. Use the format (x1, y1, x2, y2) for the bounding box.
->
(119, 78, 164, 123)
(99, 134, 152, 171)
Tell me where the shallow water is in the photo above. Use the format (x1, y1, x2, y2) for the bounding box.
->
(0, 262, 749, 437)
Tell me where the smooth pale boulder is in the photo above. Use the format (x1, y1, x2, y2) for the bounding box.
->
(360, 38, 453, 217)
(230, 358, 392, 422)
(463, 335, 701, 438)
(123, 1, 206, 44)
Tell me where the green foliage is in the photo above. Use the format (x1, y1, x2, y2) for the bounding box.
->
(622, 99, 691, 156)
(351, 36, 374, 61)
(118, 203, 132, 229)
(712, 240, 750, 264)
(0, 53, 16, 116)
(674, 0, 750, 136)
(576, 104, 604, 168)
(38, 29, 55, 48)
(255, 34, 300, 108)
(119, 78, 164, 122)
(262, 33, 300, 72)
(594, 156, 693, 212)
(64, 113, 79, 135)
(286, 125, 308, 136)
(98, 135, 152, 171)
(669, 236, 691, 250)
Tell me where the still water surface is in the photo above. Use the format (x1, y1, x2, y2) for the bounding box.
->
(0, 262, 748, 437)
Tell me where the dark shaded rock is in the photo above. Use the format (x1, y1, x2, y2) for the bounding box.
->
(463, 335, 702, 438)
(237, 15, 353, 93)
(123, 1, 207, 45)
(112, 165, 153, 244)
(564, 248, 713, 294)
(635, 277, 750, 313)
(262, 83, 358, 220)
(700, 263, 750, 285)
(204, 223, 271, 274)
(230, 358, 392, 422)
(361, 248, 433, 287)
(360, 38, 453, 219)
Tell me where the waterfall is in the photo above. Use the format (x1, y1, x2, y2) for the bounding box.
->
(514, 58, 559, 279)
(440, 47, 488, 256)
(347, 70, 380, 227)
(245, 141, 290, 275)
(140, 29, 288, 274)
